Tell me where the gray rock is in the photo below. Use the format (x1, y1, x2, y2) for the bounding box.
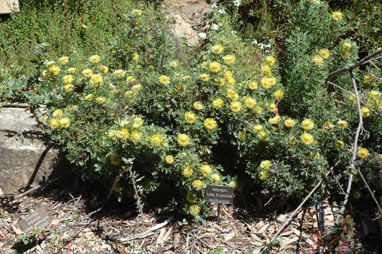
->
(0, 108, 59, 194)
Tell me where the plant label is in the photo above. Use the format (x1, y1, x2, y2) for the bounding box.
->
(206, 184, 234, 205)
(18, 207, 51, 233)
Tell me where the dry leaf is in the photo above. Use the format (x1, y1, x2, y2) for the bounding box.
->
(156, 227, 166, 245)
(279, 236, 299, 251)
(12, 225, 23, 235)
(256, 224, 269, 234)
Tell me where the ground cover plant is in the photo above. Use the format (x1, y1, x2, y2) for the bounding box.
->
(20, 0, 382, 230)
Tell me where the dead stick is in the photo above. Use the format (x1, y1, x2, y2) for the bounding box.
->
(262, 161, 340, 252)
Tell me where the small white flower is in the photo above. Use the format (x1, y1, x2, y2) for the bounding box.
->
(265, 44, 271, 48)
(211, 24, 219, 31)
(232, 30, 237, 35)
(211, 3, 217, 8)
(217, 8, 226, 14)
(233, 0, 241, 7)
(198, 32, 207, 39)
(258, 43, 264, 49)
(251, 39, 258, 45)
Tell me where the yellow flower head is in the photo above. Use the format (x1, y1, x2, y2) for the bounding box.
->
(361, 107, 370, 118)
(89, 55, 101, 64)
(67, 68, 76, 74)
(223, 55, 236, 65)
(84, 94, 94, 101)
(212, 98, 224, 110)
(201, 164, 212, 177)
(126, 76, 136, 84)
(268, 115, 281, 125)
(334, 140, 345, 150)
(159, 75, 171, 86)
(53, 109, 63, 118)
(150, 134, 164, 147)
(169, 61, 178, 68)
(216, 78, 225, 87)
(248, 81, 258, 90)
(49, 119, 59, 130)
(230, 101, 242, 113)
(90, 74, 103, 86)
(82, 68, 93, 78)
(58, 56, 69, 65)
(336, 120, 348, 129)
(229, 181, 237, 188)
(312, 55, 324, 67)
(204, 118, 217, 130)
(226, 88, 239, 100)
(260, 160, 271, 170)
(117, 128, 130, 140)
(261, 65, 272, 76)
(189, 204, 200, 216)
(265, 56, 276, 66)
(99, 65, 109, 73)
(245, 97, 256, 109)
(132, 84, 142, 91)
(184, 112, 196, 124)
(349, 94, 356, 103)
(212, 44, 224, 55)
(114, 69, 126, 78)
(210, 173, 221, 183)
(284, 118, 296, 128)
(132, 52, 139, 61)
(193, 101, 204, 111)
(132, 9, 142, 15)
(178, 134, 190, 147)
(63, 75, 73, 84)
(49, 65, 60, 76)
(96, 97, 106, 105)
(183, 166, 194, 177)
(332, 11, 343, 22)
(200, 73, 210, 82)
(192, 179, 203, 190)
(133, 117, 143, 128)
(253, 124, 263, 132)
(165, 155, 174, 164)
(60, 117, 71, 128)
(370, 90, 381, 99)
(301, 119, 314, 131)
(224, 70, 233, 79)
(268, 103, 276, 113)
(274, 90, 284, 100)
(259, 170, 269, 181)
(301, 133, 314, 145)
(110, 153, 122, 166)
(255, 107, 263, 115)
(357, 148, 369, 159)
(323, 121, 335, 131)
(209, 62, 221, 73)
(258, 131, 267, 142)
(131, 130, 142, 142)
(64, 84, 74, 92)
(186, 193, 197, 204)
(261, 77, 276, 89)
(319, 49, 330, 59)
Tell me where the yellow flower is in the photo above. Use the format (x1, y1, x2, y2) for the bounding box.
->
(193, 101, 203, 111)
(224, 70, 233, 79)
(110, 153, 122, 166)
(99, 65, 109, 73)
(169, 61, 178, 68)
(202, 61, 208, 68)
(132, 117, 143, 128)
(261, 77, 276, 89)
(96, 97, 106, 105)
(248, 81, 258, 90)
(71, 105, 78, 111)
(336, 120, 348, 129)
(274, 90, 284, 100)
(159, 75, 170, 86)
(361, 107, 370, 118)
(150, 134, 164, 146)
(349, 94, 356, 103)
(60, 117, 71, 128)
(131, 84, 142, 91)
(223, 55, 236, 65)
(332, 11, 343, 22)
(341, 42, 352, 59)
(185, 112, 196, 124)
(189, 204, 200, 216)
(126, 76, 136, 84)
(209, 62, 221, 73)
(63, 75, 73, 84)
(287, 136, 297, 147)
(82, 68, 93, 78)
(132, 9, 142, 15)
(45, 60, 55, 67)
(183, 166, 194, 177)
(301, 133, 314, 145)
(58, 56, 69, 65)
(255, 107, 263, 115)
(268, 115, 281, 125)
(124, 91, 135, 99)
(253, 124, 263, 132)
(226, 88, 239, 100)
(131, 130, 142, 142)
(323, 121, 335, 131)
(192, 179, 203, 190)
(186, 193, 197, 204)
(132, 52, 139, 61)
(237, 131, 246, 140)
(301, 119, 314, 131)
(260, 160, 271, 170)
(245, 97, 256, 109)
(319, 49, 330, 59)
(216, 78, 225, 87)
(370, 90, 380, 99)
(268, 103, 276, 113)
(89, 55, 101, 64)
(175, 83, 186, 93)
(67, 68, 76, 74)
(53, 109, 63, 117)
(212, 98, 224, 110)
(259, 170, 269, 181)
(201, 164, 212, 176)
(229, 181, 237, 188)
(258, 131, 267, 142)
(165, 155, 174, 164)
(265, 56, 276, 66)
(178, 134, 190, 147)
(39, 115, 48, 123)
(210, 173, 221, 183)
(49, 119, 59, 130)
(204, 118, 217, 130)
(334, 140, 345, 150)
(49, 65, 60, 76)
(64, 84, 74, 92)
(312, 55, 324, 67)
(200, 73, 210, 82)
(212, 44, 224, 55)
(261, 65, 272, 76)
(357, 148, 369, 159)
(284, 118, 296, 128)
(114, 69, 126, 78)
(117, 128, 130, 140)
(230, 101, 242, 113)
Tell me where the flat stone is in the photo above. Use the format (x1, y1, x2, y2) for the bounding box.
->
(0, 108, 59, 194)
(0, 0, 19, 14)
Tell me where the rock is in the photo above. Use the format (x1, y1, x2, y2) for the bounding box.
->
(0, 107, 59, 194)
